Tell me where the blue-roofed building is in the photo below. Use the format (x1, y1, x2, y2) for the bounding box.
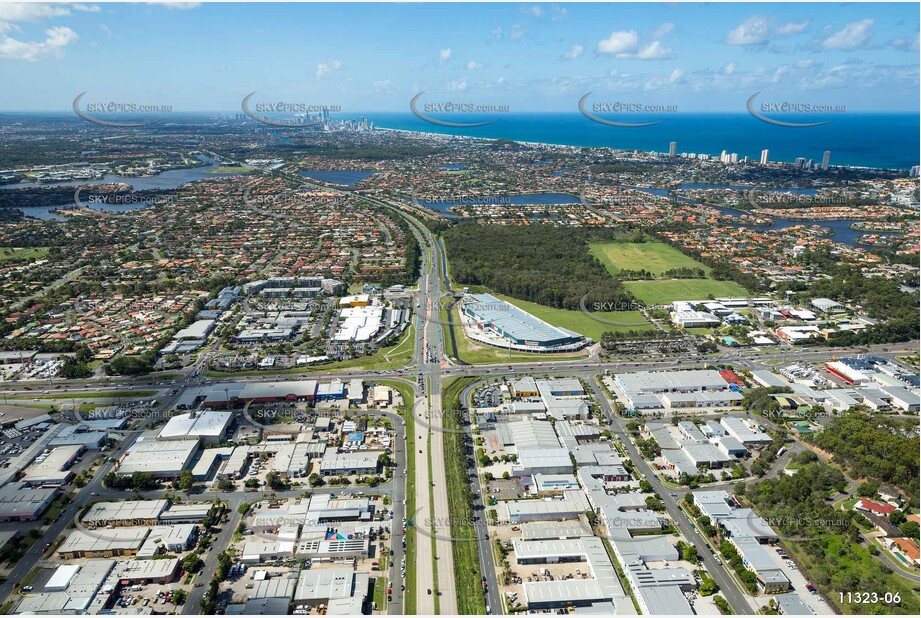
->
(315, 379, 345, 401)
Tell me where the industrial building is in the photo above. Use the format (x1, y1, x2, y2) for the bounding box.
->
(14, 559, 116, 615)
(293, 567, 369, 607)
(694, 490, 788, 593)
(720, 417, 772, 447)
(612, 369, 741, 412)
(0, 486, 57, 521)
(21, 445, 84, 486)
(57, 528, 150, 559)
(83, 500, 168, 527)
(116, 439, 199, 478)
(137, 525, 198, 557)
(318, 450, 380, 476)
(112, 558, 181, 584)
(158, 410, 232, 445)
(461, 293, 586, 351)
(513, 536, 626, 610)
(506, 490, 590, 524)
(195, 380, 320, 408)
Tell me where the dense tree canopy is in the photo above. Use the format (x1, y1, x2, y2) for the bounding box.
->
(442, 224, 634, 310)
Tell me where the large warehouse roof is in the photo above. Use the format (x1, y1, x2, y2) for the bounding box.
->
(294, 567, 357, 601)
(616, 370, 729, 394)
(58, 529, 149, 554)
(0, 486, 57, 520)
(463, 293, 583, 345)
(117, 439, 198, 477)
(159, 411, 231, 440)
(84, 500, 168, 524)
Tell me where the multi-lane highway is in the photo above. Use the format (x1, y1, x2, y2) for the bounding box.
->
(1, 178, 916, 616)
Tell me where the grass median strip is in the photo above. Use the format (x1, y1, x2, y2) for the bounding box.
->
(443, 377, 487, 615)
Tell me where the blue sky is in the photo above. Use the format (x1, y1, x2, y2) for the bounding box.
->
(0, 2, 918, 112)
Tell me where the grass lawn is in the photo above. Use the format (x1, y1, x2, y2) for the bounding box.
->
(624, 279, 749, 304)
(0, 247, 49, 263)
(442, 377, 487, 615)
(494, 294, 655, 339)
(589, 240, 711, 276)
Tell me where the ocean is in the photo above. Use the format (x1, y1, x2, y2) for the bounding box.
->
(368, 112, 919, 171)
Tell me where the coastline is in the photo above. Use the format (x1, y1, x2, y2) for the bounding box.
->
(373, 114, 918, 172)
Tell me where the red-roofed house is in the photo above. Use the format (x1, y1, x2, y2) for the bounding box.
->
(887, 537, 920, 566)
(855, 498, 896, 517)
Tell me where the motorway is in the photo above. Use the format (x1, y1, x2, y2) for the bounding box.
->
(1, 179, 917, 616)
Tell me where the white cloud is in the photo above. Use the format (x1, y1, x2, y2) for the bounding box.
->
(439, 48, 452, 61)
(0, 25, 78, 61)
(373, 79, 394, 93)
(524, 5, 543, 18)
(653, 22, 674, 39)
(99, 23, 112, 36)
(446, 78, 467, 91)
(632, 41, 673, 60)
(597, 30, 639, 55)
(562, 43, 583, 60)
(0, 3, 72, 22)
(316, 59, 342, 78)
(771, 64, 791, 84)
(668, 68, 683, 83)
(724, 62, 737, 75)
(510, 24, 525, 40)
(775, 20, 810, 36)
(822, 19, 873, 50)
(466, 60, 482, 70)
(726, 16, 770, 45)
(491, 26, 502, 40)
(890, 33, 920, 52)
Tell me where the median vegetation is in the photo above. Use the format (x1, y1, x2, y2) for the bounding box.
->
(442, 376, 487, 614)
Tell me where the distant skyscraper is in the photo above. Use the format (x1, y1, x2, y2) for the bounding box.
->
(821, 150, 831, 170)
(910, 165, 919, 177)
(730, 153, 739, 164)
(760, 149, 770, 165)
(794, 157, 806, 169)
(669, 141, 677, 157)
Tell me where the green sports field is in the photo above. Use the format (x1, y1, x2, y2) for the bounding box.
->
(589, 241, 711, 276)
(0, 247, 49, 263)
(624, 279, 749, 304)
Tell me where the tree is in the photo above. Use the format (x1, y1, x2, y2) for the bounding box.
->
(217, 478, 236, 492)
(172, 589, 187, 606)
(266, 471, 287, 491)
(178, 470, 195, 492)
(182, 554, 202, 573)
(899, 521, 919, 539)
